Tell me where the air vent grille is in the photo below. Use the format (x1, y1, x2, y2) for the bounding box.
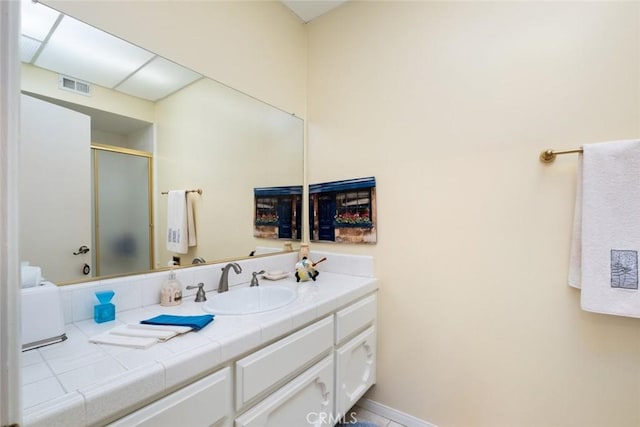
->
(59, 75, 91, 96)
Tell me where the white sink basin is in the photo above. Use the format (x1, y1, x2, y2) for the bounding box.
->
(202, 285, 296, 315)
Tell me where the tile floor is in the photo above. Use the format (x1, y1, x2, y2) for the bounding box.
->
(345, 405, 406, 427)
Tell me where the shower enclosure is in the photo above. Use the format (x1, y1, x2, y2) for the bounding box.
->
(92, 144, 153, 277)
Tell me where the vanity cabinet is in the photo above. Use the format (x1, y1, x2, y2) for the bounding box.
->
(334, 294, 377, 418)
(108, 292, 377, 427)
(108, 367, 232, 427)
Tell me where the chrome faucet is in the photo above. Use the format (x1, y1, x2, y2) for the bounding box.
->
(186, 282, 206, 302)
(218, 262, 242, 293)
(250, 270, 266, 287)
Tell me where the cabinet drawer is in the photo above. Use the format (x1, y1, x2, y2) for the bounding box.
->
(335, 293, 376, 344)
(108, 367, 231, 427)
(335, 326, 376, 417)
(235, 355, 334, 427)
(236, 316, 333, 410)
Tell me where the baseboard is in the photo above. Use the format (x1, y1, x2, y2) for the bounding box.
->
(357, 398, 437, 427)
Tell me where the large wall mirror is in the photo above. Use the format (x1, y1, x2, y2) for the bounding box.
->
(18, 0, 304, 285)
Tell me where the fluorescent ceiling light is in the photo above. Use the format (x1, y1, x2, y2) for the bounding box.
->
(116, 56, 202, 102)
(20, 35, 41, 63)
(21, 0, 60, 41)
(20, 0, 203, 102)
(35, 15, 154, 88)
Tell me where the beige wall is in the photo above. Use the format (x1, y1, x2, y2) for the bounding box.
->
(42, 0, 307, 117)
(28, 1, 640, 425)
(307, 2, 640, 426)
(21, 63, 155, 123)
(154, 78, 303, 267)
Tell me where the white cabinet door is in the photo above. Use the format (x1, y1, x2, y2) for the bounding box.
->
(335, 326, 376, 417)
(108, 367, 232, 427)
(236, 316, 333, 409)
(235, 355, 334, 427)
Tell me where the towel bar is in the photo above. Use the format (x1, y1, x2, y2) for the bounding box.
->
(539, 148, 583, 163)
(161, 189, 203, 195)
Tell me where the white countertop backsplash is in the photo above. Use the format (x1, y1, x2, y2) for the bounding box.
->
(22, 250, 376, 427)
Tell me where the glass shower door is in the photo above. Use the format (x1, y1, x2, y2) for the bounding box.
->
(93, 145, 153, 276)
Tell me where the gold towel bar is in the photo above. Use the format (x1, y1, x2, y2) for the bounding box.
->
(539, 148, 583, 163)
(161, 189, 203, 195)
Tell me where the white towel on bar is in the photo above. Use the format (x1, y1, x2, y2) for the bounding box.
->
(187, 191, 197, 247)
(569, 139, 640, 318)
(167, 190, 188, 254)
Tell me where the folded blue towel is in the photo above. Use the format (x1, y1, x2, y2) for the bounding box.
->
(140, 314, 214, 331)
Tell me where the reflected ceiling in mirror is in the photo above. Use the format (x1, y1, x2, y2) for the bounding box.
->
(19, 0, 304, 285)
(21, 0, 201, 101)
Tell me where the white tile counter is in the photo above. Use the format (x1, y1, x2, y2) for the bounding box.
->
(21, 251, 377, 427)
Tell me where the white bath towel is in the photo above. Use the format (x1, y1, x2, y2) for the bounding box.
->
(89, 334, 157, 349)
(89, 324, 192, 349)
(187, 191, 197, 247)
(108, 325, 178, 341)
(167, 190, 188, 254)
(569, 139, 640, 317)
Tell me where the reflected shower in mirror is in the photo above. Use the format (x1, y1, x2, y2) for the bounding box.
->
(18, 0, 304, 285)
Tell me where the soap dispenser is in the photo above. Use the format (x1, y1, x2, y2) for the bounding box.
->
(160, 262, 183, 306)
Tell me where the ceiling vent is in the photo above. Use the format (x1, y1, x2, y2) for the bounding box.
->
(58, 75, 91, 96)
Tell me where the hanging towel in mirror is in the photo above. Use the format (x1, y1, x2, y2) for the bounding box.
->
(187, 191, 197, 248)
(167, 190, 188, 253)
(569, 139, 640, 318)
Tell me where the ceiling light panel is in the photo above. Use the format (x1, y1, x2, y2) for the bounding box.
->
(20, 35, 41, 63)
(35, 15, 155, 89)
(21, 0, 60, 41)
(116, 56, 202, 102)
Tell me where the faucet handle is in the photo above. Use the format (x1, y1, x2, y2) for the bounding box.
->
(186, 282, 207, 302)
(250, 270, 266, 287)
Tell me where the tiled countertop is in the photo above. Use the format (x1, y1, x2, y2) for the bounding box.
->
(22, 271, 378, 427)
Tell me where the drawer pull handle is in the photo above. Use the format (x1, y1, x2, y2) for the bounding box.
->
(316, 378, 330, 407)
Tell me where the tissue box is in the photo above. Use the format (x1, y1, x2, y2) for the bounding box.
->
(21, 264, 42, 288)
(21, 282, 66, 351)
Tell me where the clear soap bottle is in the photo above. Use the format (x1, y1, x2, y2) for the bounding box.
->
(160, 263, 182, 306)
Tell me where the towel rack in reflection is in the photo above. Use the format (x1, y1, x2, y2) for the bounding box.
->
(539, 148, 583, 163)
(161, 189, 203, 195)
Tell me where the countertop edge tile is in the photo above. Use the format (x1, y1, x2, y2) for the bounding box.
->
(23, 391, 86, 427)
(337, 279, 379, 308)
(259, 312, 294, 344)
(160, 340, 223, 390)
(218, 327, 262, 362)
(82, 362, 165, 426)
(290, 304, 319, 330)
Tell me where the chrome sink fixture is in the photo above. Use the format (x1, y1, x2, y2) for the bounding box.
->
(202, 285, 296, 315)
(218, 262, 242, 293)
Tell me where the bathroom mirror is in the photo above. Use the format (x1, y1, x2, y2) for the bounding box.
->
(18, 1, 304, 285)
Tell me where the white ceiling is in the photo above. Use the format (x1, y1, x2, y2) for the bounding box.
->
(20, 0, 202, 103)
(282, 0, 348, 23)
(20, 0, 347, 106)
